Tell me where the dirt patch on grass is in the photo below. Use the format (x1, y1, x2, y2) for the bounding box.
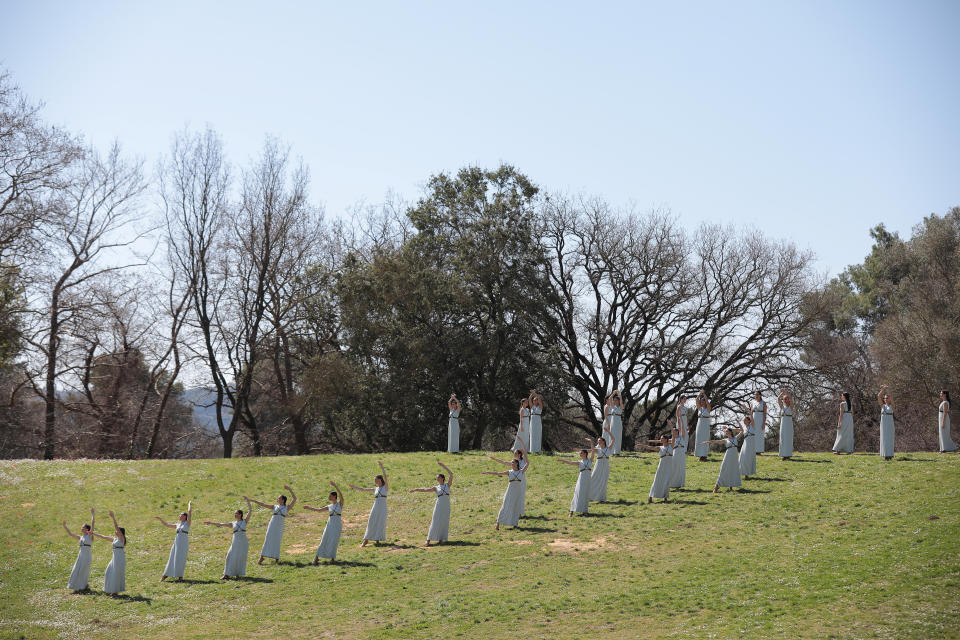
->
(548, 536, 609, 552)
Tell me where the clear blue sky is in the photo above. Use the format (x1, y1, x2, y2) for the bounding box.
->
(3, 1, 958, 277)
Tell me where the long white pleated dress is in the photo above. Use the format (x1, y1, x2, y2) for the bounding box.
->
(447, 408, 460, 454)
(496, 470, 524, 527)
(939, 401, 957, 452)
(649, 444, 673, 500)
(694, 408, 711, 458)
(591, 445, 611, 500)
(570, 458, 592, 513)
(779, 407, 794, 458)
(224, 519, 248, 576)
(716, 437, 742, 488)
(513, 409, 529, 452)
(427, 483, 451, 542)
(528, 405, 543, 453)
(739, 429, 757, 477)
(669, 431, 687, 488)
(879, 404, 895, 458)
(608, 407, 623, 455)
(163, 522, 189, 578)
(103, 537, 126, 593)
(364, 486, 388, 541)
(752, 400, 767, 454)
(260, 504, 288, 559)
(67, 533, 93, 590)
(833, 402, 855, 453)
(315, 504, 342, 560)
(518, 458, 528, 516)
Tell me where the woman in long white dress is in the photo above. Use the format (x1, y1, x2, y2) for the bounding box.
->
(605, 391, 624, 455)
(350, 461, 389, 547)
(670, 397, 688, 488)
(447, 394, 462, 454)
(91, 510, 126, 596)
(877, 386, 895, 460)
(738, 407, 757, 478)
(702, 426, 743, 492)
(557, 447, 595, 515)
(832, 392, 855, 454)
(304, 481, 345, 563)
(204, 497, 253, 579)
(157, 501, 192, 581)
(694, 391, 712, 461)
(490, 436, 529, 516)
(62, 508, 95, 591)
(528, 390, 543, 453)
(250, 486, 296, 564)
(483, 444, 529, 530)
(590, 426, 615, 501)
(777, 388, 795, 459)
(639, 430, 673, 503)
(752, 392, 768, 455)
(409, 461, 454, 546)
(513, 398, 530, 452)
(938, 390, 957, 452)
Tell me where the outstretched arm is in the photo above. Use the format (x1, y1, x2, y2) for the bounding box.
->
(481, 470, 509, 477)
(247, 497, 273, 509)
(556, 458, 579, 467)
(409, 487, 435, 493)
(377, 462, 387, 490)
(489, 455, 512, 466)
(90, 531, 114, 541)
(438, 461, 453, 487)
(284, 485, 297, 510)
(155, 516, 176, 529)
(348, 484, 375, 493)
(62, 521, 80, 540)
(203, 520, 233, 527)
(302, 505, 327, 512)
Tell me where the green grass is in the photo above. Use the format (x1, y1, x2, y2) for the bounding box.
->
(0, 450, 958, 639)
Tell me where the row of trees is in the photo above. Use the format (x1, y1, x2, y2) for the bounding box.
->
(1, 68, 954, 459)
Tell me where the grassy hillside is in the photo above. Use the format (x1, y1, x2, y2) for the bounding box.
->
(1, 450, 958, 639)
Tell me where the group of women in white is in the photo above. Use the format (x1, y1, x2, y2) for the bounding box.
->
(64, 385, 956, 595)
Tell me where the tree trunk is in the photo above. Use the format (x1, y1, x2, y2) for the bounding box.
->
(292, 413, 308, 455)
(42, 293, 59, 460)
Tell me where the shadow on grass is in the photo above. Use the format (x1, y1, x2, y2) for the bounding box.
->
(583, 512, 625, 518)
(231, 576, 274, 583)
(518, 514, 551, 521)
(432, 540, 481, 547)
(381, 543, 418, 550)
(603, 498, 640, 505)
(735, 487, 771, 494)
(896, 457, 937, 462)
(321, 560, 376, 567)
(176, 578, 221, 585)
(86, 591, 153, 604)
(747, 477, 790, 482)
(670, 499, 709, 505)
(512, 526, 557, 533)
(783, 457, 832, 463)
(673, 488, 711, 494)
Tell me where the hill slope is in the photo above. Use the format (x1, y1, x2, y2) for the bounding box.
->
(1, 451, 958, 639)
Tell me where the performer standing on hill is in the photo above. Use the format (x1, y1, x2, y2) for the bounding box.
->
(250, 487, 296, 564)
(777, 389, 795, 459)
(513, 398, 530, 452)
(409, 461, 454, 546)
(752, 391, 768, 454)
(205, 497, 253, 579)
(484, 443, 529, 530)
(639, 426, 673, 503)
(590, 426, 615, 501)
(739, 407, 757, 478)
(833, 392, 855, 454)
(91, 510, 126, 596)
(528, 389, 544, 453)
(557, 446, 594, 515)
(62, 508, 95, 592)
(350, 461, 389, 547)
(490, 436, 530, 516)
(447, 394, 462, 454)
(605, 391, 624, 454)
(702, 426, 743, 492)
(938, 390, 957, 452)
(303, 481, 344, 562)
(694, 390, 712, 461)
(669, 397, 688, 488)
(157, 501, 191, 581)
(878, 386, 896, 460)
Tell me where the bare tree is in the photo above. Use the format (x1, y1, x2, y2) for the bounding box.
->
(537, 195, 825, 448)
(23, 144, 147, 459)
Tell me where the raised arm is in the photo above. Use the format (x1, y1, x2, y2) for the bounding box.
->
(331, 481, 344, 506)
(109, 510, 123, 543)
(284, 485, 297, 510)
(186, 501, 193, 526)
(90, 507, 95, 532)
(155, 516, 176, 529)
(61, 521, 80, 540)
(377, 462, 387, 490)
(448, 395, 456, 411)
(603, 425, 615, 446)
(877, 388, 885, 407)
(438, 461, 453, 487)
(245, 497, 253, 525)
(777, 390, 786, 409)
